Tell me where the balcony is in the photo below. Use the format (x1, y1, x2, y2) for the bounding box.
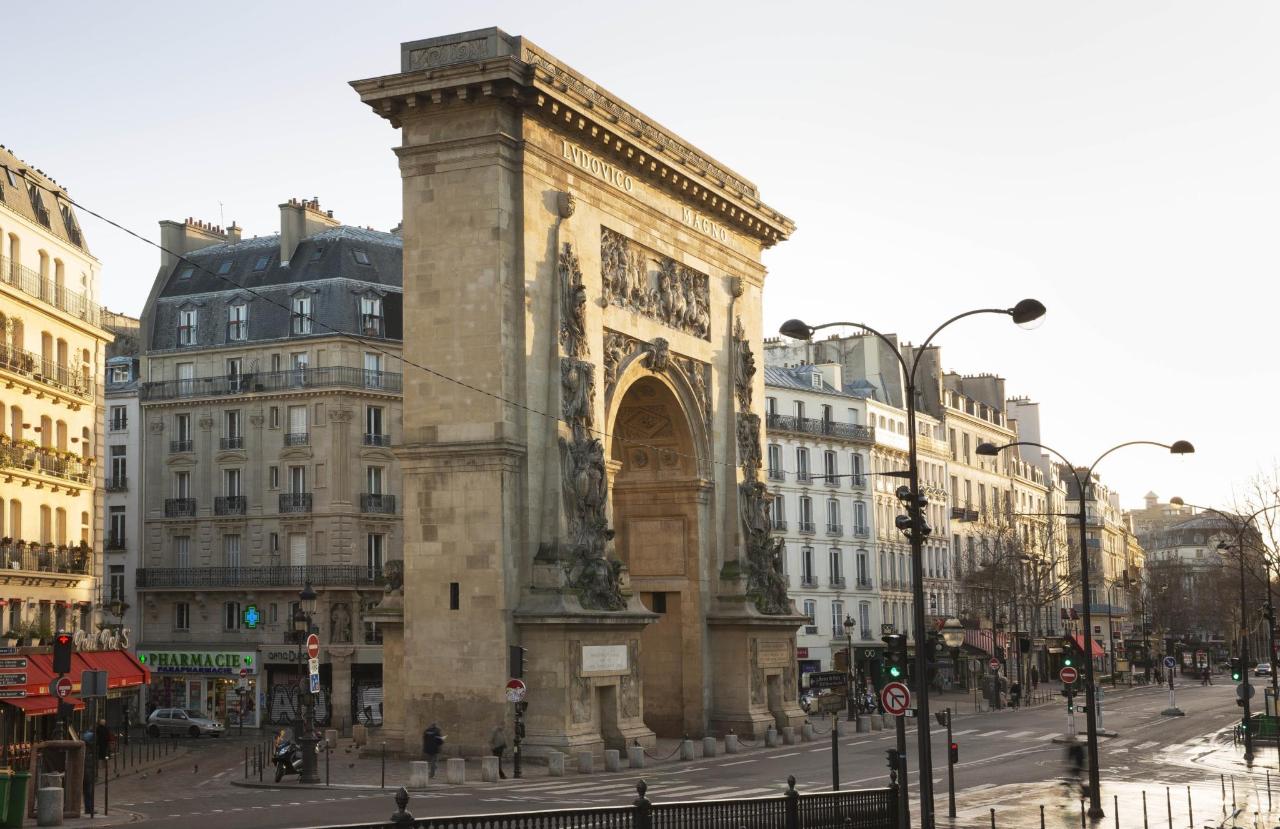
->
(824, 476, 840, 487)
(850, 476, 867, 489)
(106, 536, 126, 552)
(360, 494, 396, 515)
(0, 255, 105, 327)
(108, 417, 128, 431)
(0, 543, 92, 577)
(106, 476, 128, 492)
(0, 442, 91, 485)
(363, 433, 392, 448)
(856, 578, 874, 590)
(164, 498, 197, 518)
(170, 439, 193, 453)
(361, 314, 384, 337)
(220, 436, 244, 450)
(139, 365, 403, 402)
(280, 493, 313, 514)
(771, 519, 787, 531)
(826, 523, 843, 536)
(796, 471, 812, 483)
(766, 412, 874, 443)
(830, 577, 846, 589)
(852, 525, 870, 538)
(284, 432, 310, 447)
(226, 322, 246, 342)
(0, 344, 93, 401)
(798, 521, 816, 535)
(215, 496, 247, 516)
(136, 564, 386, 590)
(767, 468, 784, 482)
(799, 577, 818, 589)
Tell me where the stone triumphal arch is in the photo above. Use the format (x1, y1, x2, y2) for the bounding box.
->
(352, 27, 803, 757)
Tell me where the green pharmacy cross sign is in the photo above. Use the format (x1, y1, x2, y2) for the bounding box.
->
(244, 605, 260, 628)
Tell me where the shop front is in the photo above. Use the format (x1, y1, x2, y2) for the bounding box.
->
(137, 649, 260, 729)
(259, 644, 382, 732)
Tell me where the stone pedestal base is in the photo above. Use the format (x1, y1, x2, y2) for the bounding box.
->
(707, 615, 807, 738)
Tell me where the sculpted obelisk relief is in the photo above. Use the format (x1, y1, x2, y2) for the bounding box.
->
(352, 27, 802, 756)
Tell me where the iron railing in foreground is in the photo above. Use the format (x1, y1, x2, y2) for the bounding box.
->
(318, 777, 897, 829)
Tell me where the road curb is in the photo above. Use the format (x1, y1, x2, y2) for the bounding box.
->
(230, 779, 433, 792)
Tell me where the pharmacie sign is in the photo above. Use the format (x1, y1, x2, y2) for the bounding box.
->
(138, 651, 257, 675)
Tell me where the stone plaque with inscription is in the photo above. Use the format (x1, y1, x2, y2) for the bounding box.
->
(756, 640, 790, 668)
(582, 645, 629, 675)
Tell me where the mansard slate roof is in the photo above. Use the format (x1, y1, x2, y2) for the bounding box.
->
(763, 365, 881, 401)
(0, 145, 91, 254)
(148, 226, 402, 351)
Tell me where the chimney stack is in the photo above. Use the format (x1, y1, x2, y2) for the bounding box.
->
(158, 217, 231, 274)
(279, 197, 340, 266)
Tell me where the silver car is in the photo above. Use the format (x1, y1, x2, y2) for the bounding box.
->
(146, 707, 224, 738)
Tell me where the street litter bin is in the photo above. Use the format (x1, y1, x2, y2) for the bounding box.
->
(4, 771, 29, 828)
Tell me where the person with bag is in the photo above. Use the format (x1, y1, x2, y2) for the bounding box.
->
(422, 722, 445, 778)
(490, 724, 508, 780)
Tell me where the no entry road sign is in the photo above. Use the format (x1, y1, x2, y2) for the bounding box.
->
(306, 633, 320, 660)
(881, 681, 910, 717)
(988, 657, 1000, 671)
(1059, 666, 1079, 685)
(54, 676, 72, 699)
(506, 678, 527, 703)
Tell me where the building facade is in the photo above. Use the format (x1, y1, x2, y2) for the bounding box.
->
(136, 201, 403, 730)
(0, 145, 111, 642)
(103, 312, 143, 642)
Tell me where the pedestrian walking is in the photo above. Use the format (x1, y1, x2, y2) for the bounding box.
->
(422, 722, 445, 778)
(490, 724, 508, 779)
(1010, 680, 1022, 709)
(81, 729, 96, 815)
(95, 718, 113, 760)
(1029, 666, 1039, 689)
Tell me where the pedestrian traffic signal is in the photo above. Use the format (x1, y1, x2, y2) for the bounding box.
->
(1230, 657, 1242, 682)
(509, 645, 527, 680)
(883, 634, 907, 680)
(1060, 636, 1077, 669)
(949, 742, 959, 764)
(52, 632, 73, 674)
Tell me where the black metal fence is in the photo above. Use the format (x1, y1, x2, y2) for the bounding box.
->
(137, 565, 385, 589)
(140, 365, 403, 401)
(325, 778, 896, 829)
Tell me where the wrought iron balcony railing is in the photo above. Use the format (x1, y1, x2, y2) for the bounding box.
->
(798, 521, 816, 534)
(106, 536, 126, 551)
(284, 432, 310, 447)
(164, 498, 197, 518)
(0, 255, 105, 327)
(106, 476, 128, 492)
(0, 443, 91, 484)
(830, 577, 846, 589)
(108, 416, 128, 431)
(136, 565, 386, 590)
(800, 577, 818, 589)
(852, 525, 870, 538)
(767, 468, 784, 481)
(360, 494, 396, 515)
(215, 496, 247, 516)
(170, 439, 193, 453)
(0, 543, 92, 576)
(363, 433, 392, 447)
(856, 578, 874, 590)
(280, 493, 313, 513)
(766, 412, 874, 443)
(771, 519, 787, 531)
(826, 523, 843, 536)
(140, 366, 403, 402)
(220, 436, 244, 450)
(0, 344, 93, 400)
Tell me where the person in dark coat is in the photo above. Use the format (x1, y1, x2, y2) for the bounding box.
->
(422, 723, 445, 778)
(95, 718, 113, 760)
(81, 729, 96, 815)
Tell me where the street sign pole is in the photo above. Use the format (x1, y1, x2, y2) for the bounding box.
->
(895, 712, 910, 829)
(830, 716, 840, 792)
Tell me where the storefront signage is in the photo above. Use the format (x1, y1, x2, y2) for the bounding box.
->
(260, 649, 308, 664)
(138, 651, 257, 675)
(74, 628, 131, 651)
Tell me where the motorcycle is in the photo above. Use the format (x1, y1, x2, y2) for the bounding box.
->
(274, 739, 302, 782)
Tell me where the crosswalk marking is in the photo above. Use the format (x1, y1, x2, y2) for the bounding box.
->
(694, 787, 776, 799)
(951, 729, 977, 736)
(1003, 731, 1036, 739)
(1108, 739, 1134, 748)
(1136, 741, 1159, 750)
(1036, 732, 1061, 740)
(979, 730, 1006, 737)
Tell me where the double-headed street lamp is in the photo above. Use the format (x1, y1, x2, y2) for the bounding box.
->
(978, 439, 1194, 818)
(780, 298, 1045, 829)
(294, 580, 321, 785)
(1167, 497, 1280, 765)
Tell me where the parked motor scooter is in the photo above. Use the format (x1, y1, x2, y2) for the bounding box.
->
(274, 739, 302, 782)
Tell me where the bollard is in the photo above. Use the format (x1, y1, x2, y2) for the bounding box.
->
(627, 745, 645, 769)
(36, 787, 63, 827)
(1114, 794, 1118, 829)
(869, 714, 883, 732)
(801, 723, 813, 742)
(382, 742, 387, 789)
(725, 734, 740, 754)
(481, 757, 499, 783)
(836, 718, 849, 738)
(1080, 799, 1085, 828)
(1143, 790, 1148, 829)
(782, 726, 797, 746)
(548, 752, 565, 777)
(1186, 786, 1191, 827)
(990, 807, 996, 828)
(577, 752, 594, 774)
(445, 758, 465, 785)
(1040, 804, 1045, 829)
(679, 740, 695, 761)
(702, 736, 718, 758)
(245, 746, 249, 779)
(856, 715, 869, 733)
(765, 726, 779, 748)
(408, 761, 430, 789)
(1167, 786, 1172, 827)
(1232, 777, 1237, 805)
(604, 749, 621, 772)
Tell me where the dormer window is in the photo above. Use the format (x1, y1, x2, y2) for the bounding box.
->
(310, 246, 325, 262)
(252, 255, 270, 272)
(291, 295, 312, 335)
(352, 248, 371, 266)
(217, 260, 233, 275)
(109, 365, 129, 383)
(811, 372, 822, 389)
(2, 168, 15, 187)
(177, 308, 198, 346)
(360, 296, 383, 336)
(227, 303, 248, 341)
(177, 266, 194, 280)
(27, 183, 49, 227)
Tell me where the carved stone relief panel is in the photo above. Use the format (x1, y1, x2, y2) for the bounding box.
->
(600, 228, 710, 340)
(602, 328, 711, 428)
(569, 640, 592, 724)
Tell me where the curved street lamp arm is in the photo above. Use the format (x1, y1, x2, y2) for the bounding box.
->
(1085, 441, 1179, 482)
(983, 440, 1086, 497)
(914, 308, 1019, 381)
(806, 320, 910, 379)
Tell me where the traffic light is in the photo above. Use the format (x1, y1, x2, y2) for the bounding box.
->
(883, 634, 907, 680)
(894, 486, 932, 540)
(949, 742, 959, 764)
(1231, 657, 1243, 682)
(509, 645, 527, 680)
(1061, 636, 1077, 669)
(52, 632, 73, 674)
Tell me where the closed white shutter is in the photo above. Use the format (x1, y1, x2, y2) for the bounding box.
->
(288, 405, 307, 434)
(289, 533, 307, 568)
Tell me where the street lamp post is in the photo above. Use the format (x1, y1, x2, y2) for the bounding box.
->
(844, 614, 857, 722)
(294, 581, 320, 784)
(978, 438, 1194, 819)
(781, 298, 1045, 829)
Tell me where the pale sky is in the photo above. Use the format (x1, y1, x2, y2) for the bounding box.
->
(7, 1, 1276, 511)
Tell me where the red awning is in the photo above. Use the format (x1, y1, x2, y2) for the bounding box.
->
(2, 695, 84, 717)
(1072, 634, 1106, 658)
(963, 629, 1009, 656)
(9, 650, 149, 702)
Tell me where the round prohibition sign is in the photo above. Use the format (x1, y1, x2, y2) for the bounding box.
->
(1059, 666, 1079, 685)
(880, 681, 910, 717)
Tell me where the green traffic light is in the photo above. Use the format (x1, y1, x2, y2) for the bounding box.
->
(1063, 656, 1073, 667)
(888, 665, 902, 678)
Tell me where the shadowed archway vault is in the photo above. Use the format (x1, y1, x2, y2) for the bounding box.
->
(351, 27, 803, 757)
